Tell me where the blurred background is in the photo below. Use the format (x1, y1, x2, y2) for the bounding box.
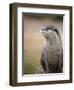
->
(23, 14, 63, 74)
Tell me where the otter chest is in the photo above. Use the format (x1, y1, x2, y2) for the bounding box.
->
(44, 44, 61, 64)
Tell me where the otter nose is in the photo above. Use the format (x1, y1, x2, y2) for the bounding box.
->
(42, 29, 45, 31)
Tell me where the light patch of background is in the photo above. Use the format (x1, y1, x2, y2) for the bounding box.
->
(24, 15, 63, 74)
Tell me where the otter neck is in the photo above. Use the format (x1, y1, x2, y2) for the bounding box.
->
(45, 33, 62, 50)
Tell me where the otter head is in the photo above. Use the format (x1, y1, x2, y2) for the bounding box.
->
(40, 26, 59, 40)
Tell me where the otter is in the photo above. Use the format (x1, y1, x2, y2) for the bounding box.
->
(40, 26, 63, 73)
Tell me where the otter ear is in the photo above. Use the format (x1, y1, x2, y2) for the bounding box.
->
(54, 29, 58, 32)
(54, 28, 59, 35)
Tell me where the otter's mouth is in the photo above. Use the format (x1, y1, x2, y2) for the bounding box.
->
(40, 29, 52, 33)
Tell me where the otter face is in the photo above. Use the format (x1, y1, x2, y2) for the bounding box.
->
(40, 26, 58, 39)
(40, 28, 52, 38)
